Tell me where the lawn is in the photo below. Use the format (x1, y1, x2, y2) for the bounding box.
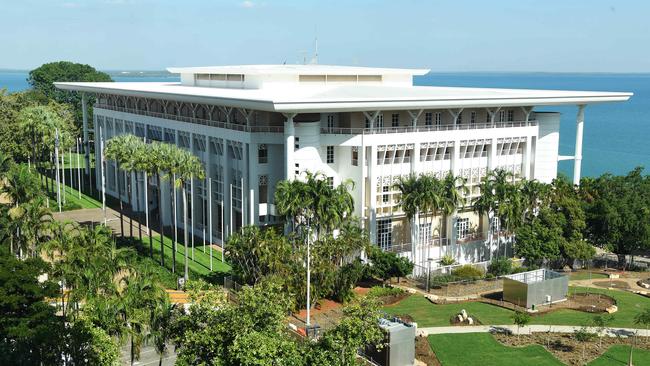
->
(385, 286, 650, 328)
(127, 233, 231, 281)
(569, 271, 609, 281)
(588, 345, 650, 366)
(42, 174, 102, 210)
(384, 294, 514, 327)
(428, 333, 563, 366)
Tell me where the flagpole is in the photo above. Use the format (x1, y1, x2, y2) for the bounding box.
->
(208, 177, 213, 271)
(55, 128, 61, 212)
(100, 127, 107, 225)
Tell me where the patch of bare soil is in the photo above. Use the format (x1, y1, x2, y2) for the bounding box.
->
(494, 332, 650, 366)
(593, 280, 631, 290)
(481, 292, 616, 315)
(377, 293, 409, 306)
(415, 335, 441, 366)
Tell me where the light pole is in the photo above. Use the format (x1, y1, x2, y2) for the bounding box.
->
(306, 217, 311, 328)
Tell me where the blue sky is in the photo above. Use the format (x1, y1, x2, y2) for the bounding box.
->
(2, 0, 649, 72)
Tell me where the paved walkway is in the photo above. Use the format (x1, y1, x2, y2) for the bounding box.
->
(417, 324, 650, 337)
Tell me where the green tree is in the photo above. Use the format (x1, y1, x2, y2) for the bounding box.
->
(574, 325, 597, 364)
(28, 61, 112, 128)
(66, 319, 121, 366)
(0, 250, 62, 365)
(440, 172, 468, 256)
(512, 310, 531, 338)
(368, 246, 414, 284)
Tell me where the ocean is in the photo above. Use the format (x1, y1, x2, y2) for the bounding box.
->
(1, 70, 647, 179)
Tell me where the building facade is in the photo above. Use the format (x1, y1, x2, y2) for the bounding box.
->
(56, 65, 631, 269)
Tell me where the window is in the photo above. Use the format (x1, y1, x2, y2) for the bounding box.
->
(456, 217, 470, 240)
(419, 223, 432, 246)
(507, 110, 514, 122)
(294, 137, 299, 150)
(435, 112, 441, 127)
(382, 185, 390, 203)
(327, 177, 334, 189)
(326, 146, 334, 164)
(490, 216, 500, 233)
(258, 144, 268, 164)
(377, 219, 392, 250)
(365, 117, 370, 129)
(470, 111, 476, 125)
(456, 112, 462, 125)
(327, 115, 335, 129)
(376, 114, 384, 128)
(351, 147, 359, 166)
(259, 175, 268, 204)
(391, 113, 399, 127)
(486, 111, 491, 123)
(425, 112, 433, 126)
(499, 110, 506, 122)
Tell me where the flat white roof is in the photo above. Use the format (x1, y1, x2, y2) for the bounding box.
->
(166, 64, 430, 76)
(55, 80, 633, 113)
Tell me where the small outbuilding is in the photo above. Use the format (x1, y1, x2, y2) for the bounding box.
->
(503, 268, 568, 309)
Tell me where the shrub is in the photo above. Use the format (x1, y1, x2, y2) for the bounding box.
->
(439, 255, 456, 266)
(368, 246, 414, 283)
(511, 266, 530, 274)
(366, 286, 404, 298)
(332, 260, 367, 303)
(451, 265, 484, 280)
(488, 257, 512, 276)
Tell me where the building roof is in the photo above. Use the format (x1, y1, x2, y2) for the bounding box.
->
(166, 64, 430, 76)
(55, 80, 632, 113)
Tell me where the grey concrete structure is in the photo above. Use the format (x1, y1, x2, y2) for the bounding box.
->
(503, 268, 568, 309)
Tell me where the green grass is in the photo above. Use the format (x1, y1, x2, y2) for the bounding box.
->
(428, 333, 563, 366)
(588, 345, 650, 366)
(569, 271, 609, 281)
(42, 174, 102, 210)
(384, 294, 514, 327)
(124, 231, 231, 283)
(385, 286, 650, 328)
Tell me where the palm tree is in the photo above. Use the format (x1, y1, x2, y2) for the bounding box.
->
(275, 178, 311, 234)
(105, 136, 128, 236)
(474, 175, 497, 260)
(393, 174, 420, 258)
(150, 142, 170, 268)
(440, 172, 468, 258)
(149, 302, 175, 366)
(132, 139, 152, 255)
(167, 146, 205, 282)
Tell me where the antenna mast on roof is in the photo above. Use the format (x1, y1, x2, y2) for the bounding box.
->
(309, 33, 319, 65)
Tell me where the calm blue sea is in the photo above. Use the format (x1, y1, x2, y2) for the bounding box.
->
(2, 70, 647, 178)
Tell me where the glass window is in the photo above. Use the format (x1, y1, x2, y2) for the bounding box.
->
(378, 219, 392, 250)
(351, 147, 359, 166)
(456, 217, 470, 239)
(391, 113, 399, 127)
(326, 146, 334, 164)
(259, 175, 268, 204)
(507, 110, 514, 122)
(425, 112, 433, 126)
(258, 144, 268, 164)
(382, 185, 390, 203)
(435, 112, 441, 127)
(327, 115, 335, 129)
(470, 111, 476, 125)
(457, 112, 462, 125)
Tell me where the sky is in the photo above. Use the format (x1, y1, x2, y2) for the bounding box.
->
(1, 0, 649, 72)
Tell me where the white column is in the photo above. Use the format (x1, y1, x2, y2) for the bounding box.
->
(369, 144, 378, 244)
(573, 105, 585, 185)
(523, 136, 532, 179)
(247, 142, 258, 226)
(221, 140, 231, 239)
(488, 137, 498, 171)
(82, 93, 90, 175)
(359, 134, 366, 229)
(408, 109, 423, 128)
(451, 140, 461, 176)
(411, 142, 420, 175)
(284, 114, 296, 181)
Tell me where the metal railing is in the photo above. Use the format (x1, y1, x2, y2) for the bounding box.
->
(95, 104, 285, 133)
(321, 120, 537, 135)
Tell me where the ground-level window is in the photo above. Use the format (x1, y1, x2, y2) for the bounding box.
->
(378, 218, 392, 250)
(419, 222, 432, 246)
(456, 217, 470, 240)
(327, 176, 334, 189)
(326, 146, 334, 164)
(490, 216, 500, 233)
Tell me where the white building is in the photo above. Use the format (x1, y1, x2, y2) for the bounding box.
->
(56, 65, 631, 269)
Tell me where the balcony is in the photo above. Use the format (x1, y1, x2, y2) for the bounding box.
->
(95, 104, 284, 133)
(321, 120, 537, 135)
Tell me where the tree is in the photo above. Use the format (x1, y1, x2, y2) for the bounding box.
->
(487, 256, 513, 276)
(592, 314, 614, 350)
(512, 310, 531, 339)
(368, 246, 414, 284)
(28, 61, 112, 128)
(574, 325, 597, 364)
(166, 145, 205, 282)
(0, 250, 63, 365)
(66, 319, 121, 366)
(440, 172, 468, 257)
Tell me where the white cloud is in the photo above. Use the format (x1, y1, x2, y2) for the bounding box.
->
(241, 1, 254, 8)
